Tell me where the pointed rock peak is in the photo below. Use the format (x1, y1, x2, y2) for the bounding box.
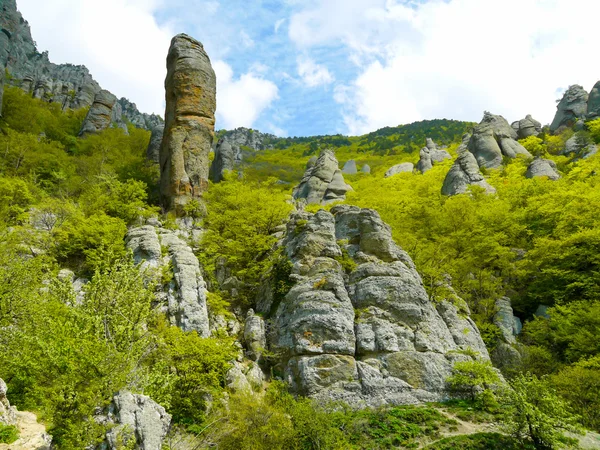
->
(550, 84, 589, 132)
(587, 80, 600, 119)
(293, 149, 352, 205)
(511, 114, 542, 139)
(78, 90, 118, 137)
(417, 137, 451, 173)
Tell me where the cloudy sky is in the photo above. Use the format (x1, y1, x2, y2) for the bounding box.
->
(18, 0, 600, 137)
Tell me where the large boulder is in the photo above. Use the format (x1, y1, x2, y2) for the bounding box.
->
(563, 133, 598, 158)
(511, 115, 542, 139)
(588, 81, 600, 119)
(293, 149, 352, 204)
(416, 138, 451, 173)
(264, 205, 490, 407)
(244, 309, 266, 361)
(361, 164, 371, 174)
(441, 134, 496, 196)
(78, 90, 119, 137)
(146, 126, 164, 164)
(525, 158, 560, 181)
(384, 162, 414, 178)
(342, 160, 358, 175)
(160, 34, 216, 212)
(468, 112, 531, 169)
(550, 85, 589, 132)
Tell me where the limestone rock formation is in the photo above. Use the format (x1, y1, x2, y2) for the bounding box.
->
(587, 81, 600, 119)
(511, 115, 542, 139)
(468, 112, 531, 169)
(416, 138, 451, 173)
(244, 309, 266, 361)
(101, 391, 171, 450)
(160, 34, 216, 211)
(210, 128, 276, 182)
(490, 298, 522, 371)
(550, 85, 589, 132)
(442, 134, 496, 196)
(118, 97, 163, 131)
(384, 162, 414, 178)
(0, 379, 16, 427)
(146, 126, 164, 163)
(263, 206, 490, 407)
(361, 164, 371, 174)
(79, 90, 119, 137)
(525, 158, 560, 181)
(293, 150, 352, 204)
(342, 160, 358, 175)
(126, 224, 211, 336)
(563, 134, 598, 158)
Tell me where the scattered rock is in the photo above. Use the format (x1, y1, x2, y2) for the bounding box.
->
(441, 134, 496, 196)
(384, 162, 414, 178)
(146, 126, 164, 164)
(468, 112, 531, 169)
(293, 149, 352, 204)
(550, 85, 589, 132)
(160, 34, 216, 211)
(416, 138, 451, 173)
(526, 158, 560, 181)
(78, 90, 119, 137)
(361, 164, 371, 174)
(342, 160, 358, 175)
(511, 114, 542, 139)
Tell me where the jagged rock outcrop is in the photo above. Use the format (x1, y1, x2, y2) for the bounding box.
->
(146, 126, 164, 163)
(293, 150, 352, 204)
(361, 164, 371, 174)
(511, 115, 542, 139)
(244, 309, 266, 361)
(118, 98, 163, 131)
(99, 391, 171, 450)
(468, 112, 531, 169)
(0, 379, 16, 426)
(550, 85, 589, 132)
(384, 162, 414, 178)
(79, 90, 120, 137)
(126, 224, 211, 336)
(563, 133, 598, 158)
(342, 160, 358, 175)
(416, 138, 451, 173)
(210, 128, 276, 182)
(587, 81, 600, 119)
(525, 158, 560, 181)
(441, 134, 496, 196)
(160, 34, 216, 211)
(263, 206, 490, 407)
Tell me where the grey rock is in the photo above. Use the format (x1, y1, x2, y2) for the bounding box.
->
(342, 160, 358, 175)
(104, 391, 171, 450)
(550, 85, 589, 132)
(416, 138, 451, 173)
(384, 162, 414, 178)
(226, 362, 253, 393)
(118, 97, 163, 131)
(125, 226, 162, 268)
(146, 126, 163, 163)
(442, 134, 496, 196)
(244, 309, 266, 361)
(361, 164, 371, 174)
(493, 297, 518, 345)
(525, 158, 560, 181)
(490, 342, 521, 372)
(306, 156, 318, 169)
(0, 378, 17, 426)
(79, 90, 119, 136)
(468, 112, 531, 169)
(588, 81, 600, 119)
(534, 304, 550, 319)
(293, 149, 352, 204)
(511, 114, 542, 139)
(160, 34, 216, 211)
(563, 134, 597, 158)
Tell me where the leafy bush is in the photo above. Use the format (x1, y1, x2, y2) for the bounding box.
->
(0, 424, 19, 444)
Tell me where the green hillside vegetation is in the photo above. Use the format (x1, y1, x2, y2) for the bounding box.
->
(1, 86, 600, 448)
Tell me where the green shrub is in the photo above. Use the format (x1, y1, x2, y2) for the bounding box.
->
(0, 424, 19, 444)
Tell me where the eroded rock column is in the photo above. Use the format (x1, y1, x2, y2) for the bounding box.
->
(160, 34, 216, 212)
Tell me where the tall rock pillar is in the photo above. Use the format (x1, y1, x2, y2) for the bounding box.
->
(160, 34, 216, 212)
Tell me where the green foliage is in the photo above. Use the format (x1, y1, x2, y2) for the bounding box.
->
(447, 360, 501, 404)
(519, 136, 546, 157)
(586, 117, 600, 143)
(0, 176, 34, 225)
(0, 424, 19, 444)
(426, 432, 530, 449)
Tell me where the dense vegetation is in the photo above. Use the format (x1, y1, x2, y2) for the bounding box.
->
(1, 85, 600, 448)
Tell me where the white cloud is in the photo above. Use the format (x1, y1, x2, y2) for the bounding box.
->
(18, 0, 173, 116)
(292, 0, 600, 135)
(213, 61, 279, 129)
(297, 56, 334, 87)
(274, 18, 286, 34)
(239, 30, 255, 48)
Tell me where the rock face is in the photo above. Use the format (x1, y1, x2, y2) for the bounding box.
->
(118, 97, 163, 131)
(210, 128, 276, 182)
(442, 134, 496, 196)
(468, 112, 531, 169)
(384, 162, 414, 178)
(263, 206, 490, 407)
(416, 138, 451, 173)
(525, 158, 560, 181)
(0, 379, 16, 426)
(563, 133, 598, 158)
(490, 298, 522, 371)
(160, 34, 216, 211)
(244, 309, 266, 361)
(101, 391, 171, 450)
(550, 85, 589, 132)
(146, 126, 164, 163)
(342, 160, 358, 175)
(78, 90, 120, 137)
(293, 150, 352, 204)
(126, 224, 211, 336)
(511, 115, 542, 139)
(587, 81, 600, 119)
(0, 0, 157, 129)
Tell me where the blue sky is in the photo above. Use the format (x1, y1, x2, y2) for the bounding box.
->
(17, 0, 600, 137)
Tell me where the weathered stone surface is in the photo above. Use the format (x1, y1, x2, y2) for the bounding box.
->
(159, 33, 216, 211)
(79, 90, 119, 137)
(0, 379, 16, 426)
(342, 160, 358, 175)
(588, 81, 600, 119)
(306, 156, 317, 169)
(526, 158, 560, 181)
(385, 162, 414, 178)
(267, 205, 490, 407)
(118, 97, 163, 131)
(210, 128, 276, 182)
(416, 138, 451, 173)
(146, 126, 164, 164)
(442, 134, 496, 196)
(493, 298, 519, 345)
(244, 309, 266, 361)
(361, 164, 371, 174)
(511, 115, 542, 139)
(468, 112, 531, 169)
(550, 85, 589, 132)
(102, 391, 171, 450)
(293, 150, 352, 204)
(125, 226, 162, 268)
(563, 134, 597, 158)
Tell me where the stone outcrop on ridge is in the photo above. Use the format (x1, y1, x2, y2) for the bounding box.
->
(293, 149, 352, 204)
(550, 85, 589, 132)
(159, 34, 216, 211)
(79, 90, 122, 137)
(261, 205, 490, 407)
(416, 138, 451, 173)
(511, 115, 542, 139)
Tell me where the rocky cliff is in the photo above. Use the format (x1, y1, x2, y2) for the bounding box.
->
(293, 150, 352, 204)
